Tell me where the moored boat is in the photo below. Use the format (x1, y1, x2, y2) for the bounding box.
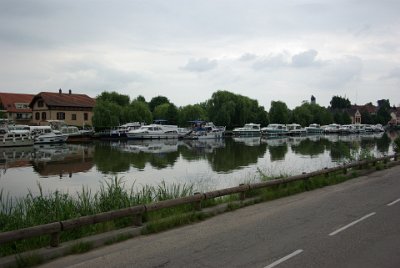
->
(305, 123, 323, 134)
(126, 124, 179, 139)
(232, 123, 261, 136)
(0, 127, 34, 147)
(29, 126, 68, 144)
(286, 123, 306, 136)
(186, 121, 225, 139)
(261, 124, 288, 136)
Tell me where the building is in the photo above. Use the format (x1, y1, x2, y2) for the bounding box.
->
(29, 89, 96, 127)
(0, 92, 34, 124)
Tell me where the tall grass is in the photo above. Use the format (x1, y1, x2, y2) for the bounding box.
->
(0, 177, 194, 257)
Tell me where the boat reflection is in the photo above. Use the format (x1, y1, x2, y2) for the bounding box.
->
(232, 136, 261, 146)
(181, 139, 225, 153)
(31, 143, 95, 178)
(120, 140, 180, 154)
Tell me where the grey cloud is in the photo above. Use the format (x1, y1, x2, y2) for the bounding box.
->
(252, 54, 288, 70)
(381, 67, 400, 80)
(182, 58, 218, 72)
(239, 53, 257, 61)
(291, 49, 319, 68)
(317, 56, 363, 89)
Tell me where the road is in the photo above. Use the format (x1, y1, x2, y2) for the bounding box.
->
(40, 165, 400, 268)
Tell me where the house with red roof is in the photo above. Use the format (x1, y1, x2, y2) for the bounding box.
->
(0, 92, 34, 124)
(29, 89, 96, 127)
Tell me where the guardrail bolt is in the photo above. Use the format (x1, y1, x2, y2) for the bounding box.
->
(194, 192, 202, 211)
(50, 232, 60, 247)
(132, 214, 143, 227)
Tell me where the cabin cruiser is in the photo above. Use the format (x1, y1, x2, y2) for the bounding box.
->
(0, 127, 34, 147)
(286, 123, 306, 135)
(29, 126, 68, 144)
(186, 121, 225, 139)
(305, 123, 323, 134)
(47, 120, 94, 141)
(323, 123, 341, 134)
(339, 125, 356, 134)
(261, 124, 288, 136)
(126, 124, 180, 139)
(232, 123, 261, 136)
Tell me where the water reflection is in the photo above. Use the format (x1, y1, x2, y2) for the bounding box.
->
(0, 132, 397, 198)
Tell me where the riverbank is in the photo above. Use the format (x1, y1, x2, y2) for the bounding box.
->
(1, 155, 399, 267)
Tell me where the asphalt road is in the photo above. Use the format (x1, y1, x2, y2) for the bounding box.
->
(40, 165, 400, 268)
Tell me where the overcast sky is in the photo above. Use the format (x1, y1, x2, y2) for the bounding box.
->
(0, 0, 399, 109)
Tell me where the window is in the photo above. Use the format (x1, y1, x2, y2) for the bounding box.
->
(35, 112, 40, 120)
(71, 114, 77, 120)
(57, 112, 65, 120)
(41, 112, 46, 120)
(38, 100, 44, 108)
(15, 103, 29, 109)
(84, 113, 88, 121)
(16, 113, 22, 119)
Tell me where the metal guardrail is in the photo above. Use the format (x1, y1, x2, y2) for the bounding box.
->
(0, 154, 398, 247)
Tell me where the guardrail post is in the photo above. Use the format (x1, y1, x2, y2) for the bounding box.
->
(394, 154, 398, 161)
(194, 192, 202, 211)
(50, 232, 60, 247)
(132, 213, 143, 227)
(324, 167, 329, 178)
(343, 166, 347, 174)
(239, 184, 246, 201)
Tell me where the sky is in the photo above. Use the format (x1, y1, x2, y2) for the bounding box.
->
(0, 0, 399, 109)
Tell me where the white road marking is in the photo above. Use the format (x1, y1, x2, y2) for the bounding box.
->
(329, 212, 376, 236)
(387, 198, 400, 206)
(264, 249, 303, 268)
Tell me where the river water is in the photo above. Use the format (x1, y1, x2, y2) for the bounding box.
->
(1, 132, 397, 198)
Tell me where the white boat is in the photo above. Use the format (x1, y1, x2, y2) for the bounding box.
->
(261, 124, 288, 136)
(126, 124, 179, 139)
(286, 123, 306, 135)
(352, 124, 366, 133)
(339, 125, 355, 134)
(305, 123, 323, 134)
(372, 124, 385, 132)
(29, 126, 68, 144)
(47, 120, 94, 141)
(0, 127, 34, 147)
(323, 123, 341, 134)
(232, 123, 261, 136)
(187, 121, 225, 139)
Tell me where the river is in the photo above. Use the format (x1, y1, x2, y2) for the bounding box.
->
(1, 132, 397, 199)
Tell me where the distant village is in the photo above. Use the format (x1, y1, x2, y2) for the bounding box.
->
(0, 89, 399, 129)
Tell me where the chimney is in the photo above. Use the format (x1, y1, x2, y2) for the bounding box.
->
(69, 89, 72, 94)
(59, 88, 62, 94)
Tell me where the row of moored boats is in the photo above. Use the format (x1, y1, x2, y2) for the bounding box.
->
(232, 123, 385, 136)
(0, 120, 386, 148)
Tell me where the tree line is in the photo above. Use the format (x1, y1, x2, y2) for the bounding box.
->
(92, 91, 394, 130)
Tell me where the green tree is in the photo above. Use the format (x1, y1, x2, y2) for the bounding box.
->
(149, 96, 170, 112)
(96, 91, 130, 106)
(92, 100, 122, 129)
(178, 104, 208, 126)
(376, 99, 391, 125)
(269, 101, 290, 124)
(330, 95, 351, 109)
(206, 90, 268, 129)
(153, 103, 170, 120)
